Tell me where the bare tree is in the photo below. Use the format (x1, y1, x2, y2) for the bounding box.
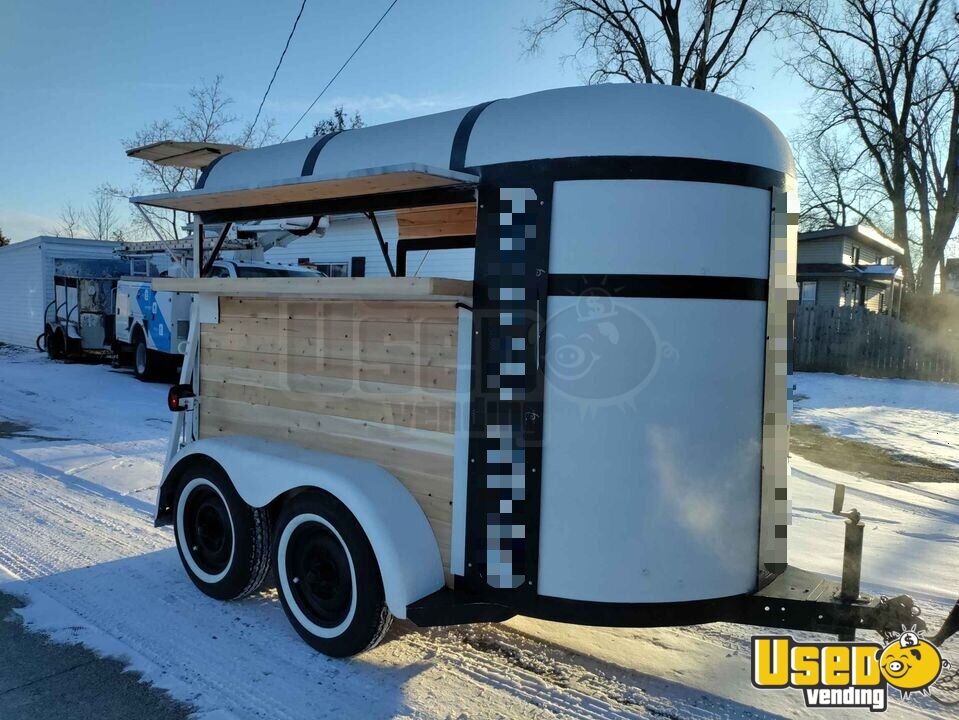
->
(56, 203, 83, 238)
(0, 227, 10, 247)
(81, 185, 120, 241)
(312, 106, 364, 137)
(905, 24, 959, 294)
(238, 116, 279, 149)
(523, 0, 782, 91)
(783, 0, 956, 291)
(122, 76, 238, 243)
(796, 132, 889, 232)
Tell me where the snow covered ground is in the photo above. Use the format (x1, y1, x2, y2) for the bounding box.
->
(794, 372, 959, 469)
(0, 349, 956, 719)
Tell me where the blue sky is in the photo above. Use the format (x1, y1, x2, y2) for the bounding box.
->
(0, 0, 808, 241)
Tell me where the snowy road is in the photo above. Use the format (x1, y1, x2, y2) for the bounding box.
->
(0, 348, 955, 719)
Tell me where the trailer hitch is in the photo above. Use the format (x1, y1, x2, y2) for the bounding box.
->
(830, 484, 959, 648)
(832, 485, 864, 606)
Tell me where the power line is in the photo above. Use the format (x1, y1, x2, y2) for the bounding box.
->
(244, 0, 309, 146)
(281, 0, 400, 142)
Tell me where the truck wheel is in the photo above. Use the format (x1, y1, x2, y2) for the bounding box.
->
(173, 461, 271, 601)
(274, 492, 392, 657)
(133, 337, 156, 380)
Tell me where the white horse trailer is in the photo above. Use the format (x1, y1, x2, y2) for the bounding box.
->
(130, 85, 958, 658)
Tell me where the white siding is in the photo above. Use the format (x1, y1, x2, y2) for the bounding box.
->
(404, 248, 474, 280)
(266, 215, 398, 277)
(0, 237, 117, 348)
(798, 238, 843, 264)
(843, 238, 882, 265)
(865, 285, 885, 312)
(0, 241, 43, 348)
(815, 279, 842, 307)
(265, 214, 475, 279)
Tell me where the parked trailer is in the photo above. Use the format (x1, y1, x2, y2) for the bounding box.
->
(131, 84, 959, 658)
(44, 258, 134, 360)
(0, 236, 118, 349)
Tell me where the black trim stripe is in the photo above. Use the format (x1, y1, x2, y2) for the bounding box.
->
(449, 100, 497, 172)
(474, 156, 786, 192)
(300, 130, 341, 176)
(195, 153, 229, 190)
(548, 273, 768, 301)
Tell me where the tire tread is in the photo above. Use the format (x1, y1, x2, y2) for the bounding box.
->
(234, 506, 272, 599)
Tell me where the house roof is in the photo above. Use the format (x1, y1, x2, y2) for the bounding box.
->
(798, 262, 902, 282)
(0, 236, 118, 253)
(799, 224, 905, 257)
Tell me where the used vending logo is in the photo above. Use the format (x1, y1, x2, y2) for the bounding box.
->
(751, 631, 947, 711)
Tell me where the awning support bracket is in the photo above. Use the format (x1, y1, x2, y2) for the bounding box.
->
(133, 204, 190, 276)
(365, 211, 396, 277)
(201, 222, 234, 277)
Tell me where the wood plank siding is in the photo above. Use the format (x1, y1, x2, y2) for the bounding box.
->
(198, 294, 467, 578)
(396, 203, 476, 239)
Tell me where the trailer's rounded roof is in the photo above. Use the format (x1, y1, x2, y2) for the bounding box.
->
(198, 84, 793, 194)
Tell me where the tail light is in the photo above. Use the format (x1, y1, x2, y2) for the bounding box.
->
(168, 384, 196, 412)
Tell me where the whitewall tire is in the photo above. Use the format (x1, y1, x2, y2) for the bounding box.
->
(173, 460, 271, 601)
(274, 491, 392, 657)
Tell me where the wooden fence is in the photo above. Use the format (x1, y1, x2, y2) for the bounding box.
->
(793, 305, 959, 382)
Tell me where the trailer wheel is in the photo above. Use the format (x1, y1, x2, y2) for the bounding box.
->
(46, 327, 65, 360)
(173, 461, 271, 601)
(273, 491, 392, 657)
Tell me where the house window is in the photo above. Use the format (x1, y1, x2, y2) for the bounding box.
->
(851, 246, 861, 265)
(800, 281, 818, 304)
(129, 258, 150, 276)
(312, 262, 349, 277)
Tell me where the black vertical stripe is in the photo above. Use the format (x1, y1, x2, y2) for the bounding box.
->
(449, 100, 498, 172)
(195, 153, 229, 190)
(300, 130, 342, 176)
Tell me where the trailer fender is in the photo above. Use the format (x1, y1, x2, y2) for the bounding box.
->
(158, 436, 445, 619)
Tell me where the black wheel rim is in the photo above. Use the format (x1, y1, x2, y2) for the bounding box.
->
(183, 485, 232, 575)
(286, 522, 352, 628)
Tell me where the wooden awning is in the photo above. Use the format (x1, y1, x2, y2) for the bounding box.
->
(126, 141, 244, 169)
(131, 164, 478, 215)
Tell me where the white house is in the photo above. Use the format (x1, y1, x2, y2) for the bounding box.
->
(120, 210, 476, 281)
(261, 211, 474, 280)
